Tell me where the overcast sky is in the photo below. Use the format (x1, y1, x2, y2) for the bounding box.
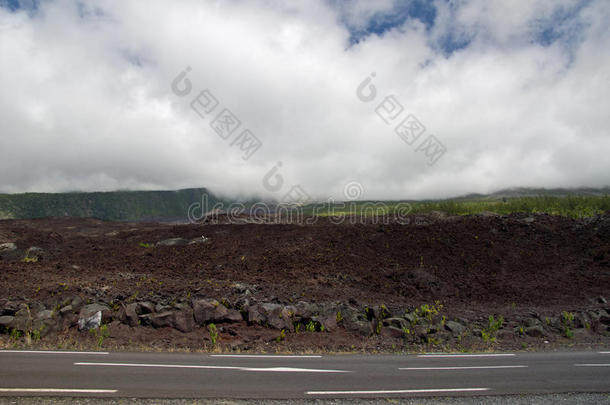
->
(1, 0, 609, 201)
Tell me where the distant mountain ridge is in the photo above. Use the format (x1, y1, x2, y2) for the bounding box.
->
(459, 187, 610, 200)
(0, 188, 226, 221)
(0, 186, 608, 221)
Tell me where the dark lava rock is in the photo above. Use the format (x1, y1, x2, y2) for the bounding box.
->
(156, 238, 189, 247)
(193, 299, 241, 324)
(525, 325, 546, 337)
(445, 320, 466, 335)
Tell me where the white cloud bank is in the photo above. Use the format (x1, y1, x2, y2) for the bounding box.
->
(0, 0, 609, 200)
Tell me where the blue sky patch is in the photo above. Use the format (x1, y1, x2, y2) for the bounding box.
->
(436, 31, 472, 56)
(531, 0, 590, 48)
(0, 0, 39, 12)
(342, 0, 437, 45)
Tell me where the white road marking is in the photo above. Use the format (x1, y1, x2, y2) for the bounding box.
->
(599, 352, 610, 354)
(243, 367, 346, 373)
(75, 362, 349, 373)
(210, 355, 322, 358)
(0, 388, 116, 393)
(0, 350, 109, 355)
(306, 388, 490, 395)
(399, 365, 527, 370)
(417, 354, 515, 358)
(575, 364, 610, 367)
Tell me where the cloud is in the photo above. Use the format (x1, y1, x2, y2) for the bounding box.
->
(0, 0, 608, 200)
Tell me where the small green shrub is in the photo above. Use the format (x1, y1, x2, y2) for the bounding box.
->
(426, 336, 441, 345)
(305, 320, 316, 332)
(276, 329, 286, 343)
(31, 324, 46, 342)
(9, 328, 22, 340)
(562, 311, 575, 339)
(208, 323, 218, 346)
(481, 315, 504, 343)
(415, 301, 443, 322)
(562, 311, 574, 325)
(379, 304, 389, 319)
(90, 324, 110, 347)
(97, 324, 109, 347)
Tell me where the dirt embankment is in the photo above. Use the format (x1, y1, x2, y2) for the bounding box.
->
(0, 212, 608, 352)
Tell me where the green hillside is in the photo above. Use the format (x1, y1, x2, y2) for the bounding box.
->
(0, 188, 226, 221)
(301, 187, 610, 219)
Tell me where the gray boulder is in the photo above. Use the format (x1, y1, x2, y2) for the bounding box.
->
(318, 315, 337, 332)
(525, 325, 546, 337)
(371, 305, 392, 320)
(35, 310, 54, 321)
(9, 307, 34, 332)
(33, 318, 56, 338)
(1, 300, 19, 316)
(294, 302, 320, 318)
(27, 302, 45, 315)
(118, 303, 139, 327)
(188, 236, 209, 245)
(136, 302, 155, 315)
(247, 305, 265, 324)
(138, 314, 153, 326)
(172, 302, 190, 311)
(385, 326, 405, 339)
(24, 247, 46, 261)
(599, 310, 610, 325)
(232, 283, 254, 294)
(156, 238, 189, 247)
(151, 311, 173, 328)
(344, 320, 373, 337)
(79, 304, 111, 324)
(403, 313, 416, 324)
(193, 299, 241, 324)
(172, 309, 195, 333)
(574, 313, 590, 329)
(384, 317, 408, 330)
(148, 310, 194, 333)
(445, 321, 465, 335)
(155, 303, 173, 313)
(0, 243, 20, 260)
(78, 311, 101, 331)
(261, 304, 295, 331)
(70, 296, 84, 310)
(59, 305, 74, 316)
(246, 304, 295, 331)
(0, 242, 17, 253)
(0, 315, 14, 331)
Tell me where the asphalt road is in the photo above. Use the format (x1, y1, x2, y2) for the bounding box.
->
(0, 350, 608, 399)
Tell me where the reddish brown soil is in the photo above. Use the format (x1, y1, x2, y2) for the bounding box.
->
(1, 212, 608, 312)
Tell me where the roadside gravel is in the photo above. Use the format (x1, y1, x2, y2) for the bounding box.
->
(1, 393, 610, 405)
